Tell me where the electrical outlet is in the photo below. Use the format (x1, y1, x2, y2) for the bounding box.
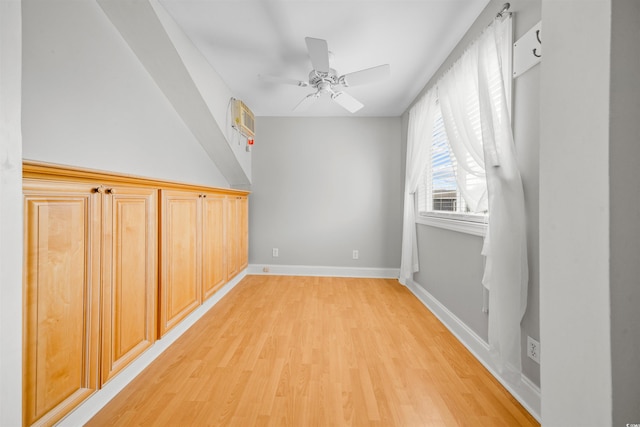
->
(272, 248, 279, 257)
(527, 336, 540, 364)
(263, 266, 270, 273)
(352, 250, 359, 260)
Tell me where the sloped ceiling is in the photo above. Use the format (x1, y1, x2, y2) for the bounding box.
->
(159, 0, 491, 117)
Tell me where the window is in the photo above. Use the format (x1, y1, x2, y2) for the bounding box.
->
(416, 104, 487, 225)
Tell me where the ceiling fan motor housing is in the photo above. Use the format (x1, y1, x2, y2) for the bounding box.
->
(309, 69, 339, 91)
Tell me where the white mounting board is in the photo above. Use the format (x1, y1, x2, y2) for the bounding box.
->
(513, 21, 542, 78)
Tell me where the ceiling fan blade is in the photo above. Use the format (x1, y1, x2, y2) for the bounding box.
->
(259, 74, 309, 87)
(293, 93, 320, 112)
(305, 37, 330, 73)
(331, 91, 364, 113)
(340, 64, 390, 87)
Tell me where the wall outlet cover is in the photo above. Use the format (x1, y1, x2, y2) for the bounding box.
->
(527, 336, 540, 364)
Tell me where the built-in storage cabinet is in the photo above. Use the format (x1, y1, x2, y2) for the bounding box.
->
(159, 191, 241, 336)
(22, 162, 249, 427)
(202, 194, 227, 300)
(239, 196, 249, 270)
(23, 181, 102, 427)
(23, 180, 158, 427)
(159, 190, 202, 336)
(100, 186, 157, 385)
(226, 195, 249, 279)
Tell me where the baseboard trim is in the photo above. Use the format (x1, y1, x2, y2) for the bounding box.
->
(57, 270, 248, 427)
(247, 264, 400, 279)
(406, 279, 541, 423)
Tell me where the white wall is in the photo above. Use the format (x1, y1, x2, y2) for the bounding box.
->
(0, 2, 23, 425)
(250, 117, 402, 271)
(22, 0, 229, 188)
(539, 1, 612, 425)
(150, 0, 252, 183)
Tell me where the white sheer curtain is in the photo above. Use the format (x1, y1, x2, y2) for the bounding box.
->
(399, 89, 438, 285)
(479, 17, 528, 377)
(438, 16, 528, 376)
(438, 47, 489, 213)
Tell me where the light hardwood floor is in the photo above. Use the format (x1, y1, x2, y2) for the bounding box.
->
(87, 276, 539, 426)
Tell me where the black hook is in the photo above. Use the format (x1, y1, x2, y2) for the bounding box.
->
(533, 29, 542, 58)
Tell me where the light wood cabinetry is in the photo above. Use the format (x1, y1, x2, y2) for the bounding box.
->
(159, 191, 233, 336)
(202, 194, 227, 299)
(226, 196, 249, 279)
(238, 196, 249, 270)
(100, 186, 157, 385)
(23, 161, 249, 425)
(23, 179, 157, 427)
(23, 181, 102, 427)
(159, 190, 202, 336)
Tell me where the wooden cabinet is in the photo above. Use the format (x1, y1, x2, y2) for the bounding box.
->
(23, 181, 102, 427)
(100, 186, 157, 385)
(159, 190, 202, 336)
(23, 180, 157, 426)
(23, 162, 249, 424)
(238, 196, 249, 270)
(159, 191, 249, 337)
(159, 191, 232, 336)
(202, 194, 227, 299)
(226, 196, 249, 279)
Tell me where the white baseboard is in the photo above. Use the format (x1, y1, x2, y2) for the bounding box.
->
(57, 270, 248, 427)
(247, 264, 400, 279)
(406, 279, 541, 423)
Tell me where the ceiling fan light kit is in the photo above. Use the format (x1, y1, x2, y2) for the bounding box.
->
(260, 37, 390, 114)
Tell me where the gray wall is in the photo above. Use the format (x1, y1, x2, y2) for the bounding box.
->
(404, 0, 542, 387)
(414, 227, 487, 338)
(250, 117, 402, 269)
(610, 0, 640, 424)
(21, 0, 229, 188)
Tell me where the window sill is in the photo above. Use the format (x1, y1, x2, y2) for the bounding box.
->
(416, 214, 487, 237)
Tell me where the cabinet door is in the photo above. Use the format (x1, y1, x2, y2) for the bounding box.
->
(101, 186, 157, 384)
(226, 196, 239, 279)
(159, 190, 201, 336)
(238, 196, 249, 270)
(202, 194, 226, 300)
(23, 181, 101, 427)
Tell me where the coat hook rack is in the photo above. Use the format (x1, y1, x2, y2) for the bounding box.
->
(513, 21, 542, 78)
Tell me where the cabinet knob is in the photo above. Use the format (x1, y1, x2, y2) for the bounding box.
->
(93, 186, 105, 194)
(106, 188, 116, 194)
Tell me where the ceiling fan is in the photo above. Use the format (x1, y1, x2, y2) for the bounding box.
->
(260, 37, 390, 113)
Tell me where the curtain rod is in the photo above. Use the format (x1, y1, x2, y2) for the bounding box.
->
(496, 3, 511, 19)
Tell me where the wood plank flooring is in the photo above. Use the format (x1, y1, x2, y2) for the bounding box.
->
(87, 276, 539, 426)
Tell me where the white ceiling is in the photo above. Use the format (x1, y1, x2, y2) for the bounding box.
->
(158, 0, 490, 117)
